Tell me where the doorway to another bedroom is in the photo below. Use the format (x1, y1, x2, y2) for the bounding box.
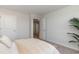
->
(33, 19, 40, 39)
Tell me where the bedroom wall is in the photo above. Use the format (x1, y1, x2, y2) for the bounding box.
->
(41, 6, 79, 50)
(0, 8, 30, 39)
(0, 8, 40, 39)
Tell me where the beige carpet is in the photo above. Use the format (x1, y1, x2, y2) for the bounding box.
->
(52, 43, 79, 54)
(41, 40, 79, 54)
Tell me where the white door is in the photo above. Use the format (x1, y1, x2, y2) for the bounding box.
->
(40, 17, 47, 40)
(16, 15, 29, 39)
(0, 15, 16, 40)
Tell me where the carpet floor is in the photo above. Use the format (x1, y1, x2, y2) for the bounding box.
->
(51, 43, 79, 54)
(41, 39, 79, 54)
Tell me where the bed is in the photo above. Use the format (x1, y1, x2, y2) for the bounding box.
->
(0, 36, 60, 54)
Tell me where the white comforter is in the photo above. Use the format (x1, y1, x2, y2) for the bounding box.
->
(15, 38, 60, 54)
(0, 38, 59, 54)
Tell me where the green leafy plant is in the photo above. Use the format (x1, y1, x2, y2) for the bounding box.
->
(69, 18, 79, 30)
(68, 18, 79, 46)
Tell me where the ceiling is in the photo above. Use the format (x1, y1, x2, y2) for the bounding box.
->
(0, 5, 67, 16)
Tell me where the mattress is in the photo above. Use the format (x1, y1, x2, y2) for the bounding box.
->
(15, 38, 60, 54)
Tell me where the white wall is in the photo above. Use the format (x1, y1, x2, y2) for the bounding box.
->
(41, 6, 79, 50)
(0, 8, 31, 39)
(0, 8, 40, 40)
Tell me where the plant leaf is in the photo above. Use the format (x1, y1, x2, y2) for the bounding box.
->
(68, 18, 79, 45)
(72, 36, 79, 42)
(69, 18, 79, 29)
(67, 33, 79, 38)
(70, 25, 79, 29)
(69, 40, 78, 43)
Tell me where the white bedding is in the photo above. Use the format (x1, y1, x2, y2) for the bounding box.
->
(0, 38, 59, 54)
(0, 42, 19, 54)
(15, 38, 60, 54)
(9, 42, 19, 54)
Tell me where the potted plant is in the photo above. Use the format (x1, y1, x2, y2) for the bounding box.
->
(67, 18, 79, 46)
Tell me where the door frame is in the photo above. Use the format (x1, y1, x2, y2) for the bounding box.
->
(33, 19, 40, 38)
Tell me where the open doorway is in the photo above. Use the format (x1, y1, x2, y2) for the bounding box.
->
(33, 19, 40, 39)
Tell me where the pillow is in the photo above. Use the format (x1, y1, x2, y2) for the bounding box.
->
(0, 43, 11, 54)
(0, 42, 18, 54)
(0, 35, 12, 48)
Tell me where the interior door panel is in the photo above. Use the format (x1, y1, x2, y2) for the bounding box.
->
(0, 15, 16, 40)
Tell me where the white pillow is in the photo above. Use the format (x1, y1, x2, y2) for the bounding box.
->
(0, 43, 11, 54)
(0, 42, 18, 54)
(0, 35, 12, 48)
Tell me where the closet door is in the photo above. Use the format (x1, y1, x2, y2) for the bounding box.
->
(1, 15, 16, 40)
(16, 15, 29, 39)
